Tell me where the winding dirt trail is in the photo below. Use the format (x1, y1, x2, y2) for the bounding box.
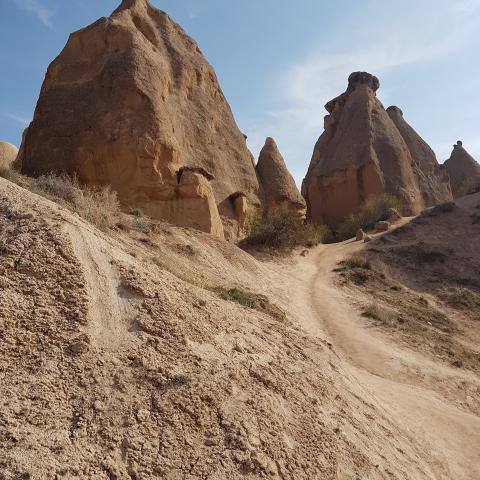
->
(291, 239, 480, 480)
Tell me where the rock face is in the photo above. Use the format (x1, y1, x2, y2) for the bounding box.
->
(444, 141, 480, 196)
(256, 137, 306, 214)
(302, 72, 451, 226)
(0, 142, 18, 169)
(16, 0, 259, 239)
(386, 106, 452, 205)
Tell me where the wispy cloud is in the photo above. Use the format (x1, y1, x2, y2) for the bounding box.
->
(2, 112, 31, 127)
(13, 0, 54, 28)
(245, 0, 480, 185)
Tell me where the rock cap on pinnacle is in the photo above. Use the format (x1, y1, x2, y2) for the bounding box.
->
(348, 71, 380, 92)
(386, 105, 403, 117)
(113, 0, 152, 15)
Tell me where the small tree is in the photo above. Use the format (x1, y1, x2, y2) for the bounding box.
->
(337, 193, 401, 240)
(241, 205, 332, 252)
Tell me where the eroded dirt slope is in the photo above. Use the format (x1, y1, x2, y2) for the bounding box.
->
(1, 178, 478, 479)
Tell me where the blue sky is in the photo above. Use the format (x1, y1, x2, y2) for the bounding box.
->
(1, 0, 479, 185)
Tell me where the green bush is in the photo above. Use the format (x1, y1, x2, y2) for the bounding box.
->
(241, 205, 333, 252)
(337, 194, 401, 240)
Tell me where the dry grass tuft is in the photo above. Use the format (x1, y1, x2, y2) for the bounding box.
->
(441, 287, 480, 318)
(211, 286, 286, 322)
(0, 169, 120, 231)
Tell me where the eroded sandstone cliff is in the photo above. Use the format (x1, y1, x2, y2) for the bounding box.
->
(302, 72, 451, 226)
(16, 0, 260, 239)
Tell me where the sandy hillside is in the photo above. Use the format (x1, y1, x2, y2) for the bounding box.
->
(1, 177, 479, 479)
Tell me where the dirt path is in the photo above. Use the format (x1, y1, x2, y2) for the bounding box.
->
(292, 239, 480, 480)
(65, 223, 139, 350)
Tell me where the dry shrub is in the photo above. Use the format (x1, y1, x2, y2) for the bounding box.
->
(441, 287, 480, 317)
(337, 193, 401, 240)
(0, 167, 35, 189)
(211, 287, 285, 321)
(0, 169, 120, 231)
(363, 303, 397, 325)
(241, 205, 333, 252)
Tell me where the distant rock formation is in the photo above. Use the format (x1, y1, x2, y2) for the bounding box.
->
(16, 0, 259, 239)
(256, 137, 306, 214)
(386, 106, 452, 205)
(302, 72, 451, 226)
(444, 141, 480, 196)
(0, 142, 18, 169)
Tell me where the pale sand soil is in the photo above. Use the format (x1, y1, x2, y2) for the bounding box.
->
(1, 177, 479, 479)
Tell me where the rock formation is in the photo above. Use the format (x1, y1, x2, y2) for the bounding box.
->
(356, 228, 365, 241)
(256, 137, 306, 214)
(444, 141, 480, 196)
(16, 0, 259, 239)
(386, 106, 452, 205)
(302, 72, 451, 226)
(0, 142, 18, 169)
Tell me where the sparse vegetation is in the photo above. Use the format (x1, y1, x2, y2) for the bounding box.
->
(0, 169, 120, 230)
(176, 243, 197, 256)
(337, 253, 480, 370)
(211, 286, 285, 321)
(241, 205, 333, 252)
(420, 202, 456, 218)
(337, 193, 401, 240)
(395, 242, 449, 265)
(441, 287, 480, 317)
(363, 303, 397, 325)
(335, 255, 375, 285)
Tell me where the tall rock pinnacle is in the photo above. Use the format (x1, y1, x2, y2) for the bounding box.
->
(302, 72, 451, 226)
(444, 141, 480, 196)
(256, 137, 306, 214)
(17, 0, 260, 239)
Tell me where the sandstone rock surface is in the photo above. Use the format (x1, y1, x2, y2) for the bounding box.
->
(444, 141, 480, 196)
(302, 72, 451, 227)
(256, 137, 306, 213)
(16, 0, 259, 238)
(0, 142, 18, 169)
(375, 221, 390, 233)
(356, 228, 365, 241)
(386, 106, 452, 206)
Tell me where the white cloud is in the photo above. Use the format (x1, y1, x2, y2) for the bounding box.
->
(13, 0, 54, 28)
(2, 112, 31, 126)
(245, 0, 480, 186)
